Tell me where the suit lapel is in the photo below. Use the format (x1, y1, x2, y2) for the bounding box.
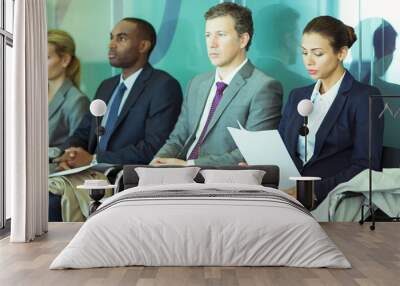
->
(188, 75, 214, 139)
(98, 76, 120, 103)
(204, 61, 254, 137)
(112, 64, 153, 133)
(206, 76, 245, 135)
(308, 72, 353, 166)
(48, 79, 73, 119)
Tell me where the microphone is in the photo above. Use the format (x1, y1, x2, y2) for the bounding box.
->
(297, 99, 314, 162)
(297, 99, 314, 136)
(90, 99, 107, 117)
(90, 99, 107, 143)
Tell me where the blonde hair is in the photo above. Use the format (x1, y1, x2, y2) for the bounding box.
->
(48, 29, 81, 87)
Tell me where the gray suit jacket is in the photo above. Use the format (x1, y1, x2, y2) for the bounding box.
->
(48, 78, 89, 148)
(155, 60, 283, 166)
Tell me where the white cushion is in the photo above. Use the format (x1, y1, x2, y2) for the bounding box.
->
(135, 167, 201, 186)
(200, 169, 266, 185)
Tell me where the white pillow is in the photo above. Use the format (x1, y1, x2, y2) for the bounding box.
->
(200, 169, 266, 185)
(135, 167, 201, 186)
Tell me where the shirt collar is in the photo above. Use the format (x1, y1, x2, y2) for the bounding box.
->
(311, 71, 346, 103)
(214, 58, 248, 85)
(119, 68, 143, 91)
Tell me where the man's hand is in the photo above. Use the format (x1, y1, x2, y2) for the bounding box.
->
(150, 157, 187, 166)
(53, 147, 93, 170)
(64, 147, 93, 168)
(53, 151, 72, 171)
(54, 160, 71, 171)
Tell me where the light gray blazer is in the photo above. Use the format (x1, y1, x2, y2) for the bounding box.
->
(155, 60, 283, 166)
(48, 78, 89, 148)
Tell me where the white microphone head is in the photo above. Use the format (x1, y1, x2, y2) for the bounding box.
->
(90, 99, 107, 117)
(297, 99, 314, 117)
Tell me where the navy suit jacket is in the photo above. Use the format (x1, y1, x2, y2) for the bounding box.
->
(279, 72, 384, 203)
(64, 63, 183, 164)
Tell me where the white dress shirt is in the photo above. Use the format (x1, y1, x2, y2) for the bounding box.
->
(186, 59, 248, 164)
(101, 68, 143, 126)
(297, 71, 346, 163)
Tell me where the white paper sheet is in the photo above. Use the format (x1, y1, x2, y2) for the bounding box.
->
(228, 123, 300, 190)
(48, 163, 115, 178)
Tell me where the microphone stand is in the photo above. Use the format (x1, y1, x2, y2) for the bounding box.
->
(90, 99, 107, 151)
(95, 117, 105, 146)
(304, 116, 308, 162)
(295, 114, 318, 210)
(96, 117, 101, 145)
(299, 116, 309, 163)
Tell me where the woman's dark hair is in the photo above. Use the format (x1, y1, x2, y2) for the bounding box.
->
(303, 16, 357, 52)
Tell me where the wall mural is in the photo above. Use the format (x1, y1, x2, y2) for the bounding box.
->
(46, 0, 400, 148)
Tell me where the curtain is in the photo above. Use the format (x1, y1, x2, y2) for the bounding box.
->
(6, 0, 48, 242)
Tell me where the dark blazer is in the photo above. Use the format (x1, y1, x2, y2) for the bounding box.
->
(279, 71, 384, 204)
(64, 63, 182, 164)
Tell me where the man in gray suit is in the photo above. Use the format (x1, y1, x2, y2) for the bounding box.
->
(151, 2, 283, 166)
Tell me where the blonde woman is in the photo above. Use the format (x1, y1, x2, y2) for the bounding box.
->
(48, 29, 89, 149)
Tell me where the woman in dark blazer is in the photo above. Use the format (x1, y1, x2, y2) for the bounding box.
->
(48, 30, 89, 149)
(279, 16, 384, 205)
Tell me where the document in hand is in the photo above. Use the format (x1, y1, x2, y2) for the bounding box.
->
(48, 163, 116, 178)
(228, 123, 300, 190)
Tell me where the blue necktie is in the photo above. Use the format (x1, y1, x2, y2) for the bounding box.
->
(98, 82, 127, 152)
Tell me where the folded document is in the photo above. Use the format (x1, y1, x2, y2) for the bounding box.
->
(48, 163, 116, 178)
(228, 123, 300, 190)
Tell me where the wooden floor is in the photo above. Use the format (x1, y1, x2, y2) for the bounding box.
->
(0, 222, 399, 286)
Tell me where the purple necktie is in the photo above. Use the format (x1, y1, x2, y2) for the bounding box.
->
(188, 81, 228, 160)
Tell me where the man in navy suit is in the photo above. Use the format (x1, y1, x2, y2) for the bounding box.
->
(54, 18, 182, 167)
(49, 18, 182, 221)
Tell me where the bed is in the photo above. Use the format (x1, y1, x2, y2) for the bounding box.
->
(50, 165, 350, 269)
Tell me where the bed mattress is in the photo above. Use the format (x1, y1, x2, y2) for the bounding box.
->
(50, 183, 351, 269)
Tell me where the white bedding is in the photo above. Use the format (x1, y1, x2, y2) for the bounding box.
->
(50, 183, 351, 269)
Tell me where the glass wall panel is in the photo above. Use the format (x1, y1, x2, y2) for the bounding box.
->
(340, 0, 400, 148)
(2, 0, 13, 228)
(0, 1, 3, 28)
(5, 0, 13, 33)
(5, 43, 11, 220)
(46, 0, 216, 99)
(0, 38, 3, 228)
(246, 0, 320, 104)
(46, 0, 341, 104)
(46, 0, 400, 153)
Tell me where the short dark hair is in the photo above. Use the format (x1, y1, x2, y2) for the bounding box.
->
(303, 16, 357, 52)
(204, 2, 253, 51)
(121, 17, 157, 57)
(373, 20, 397, 59)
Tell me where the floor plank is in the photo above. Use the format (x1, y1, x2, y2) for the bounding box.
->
(0, 222, 399, 286)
